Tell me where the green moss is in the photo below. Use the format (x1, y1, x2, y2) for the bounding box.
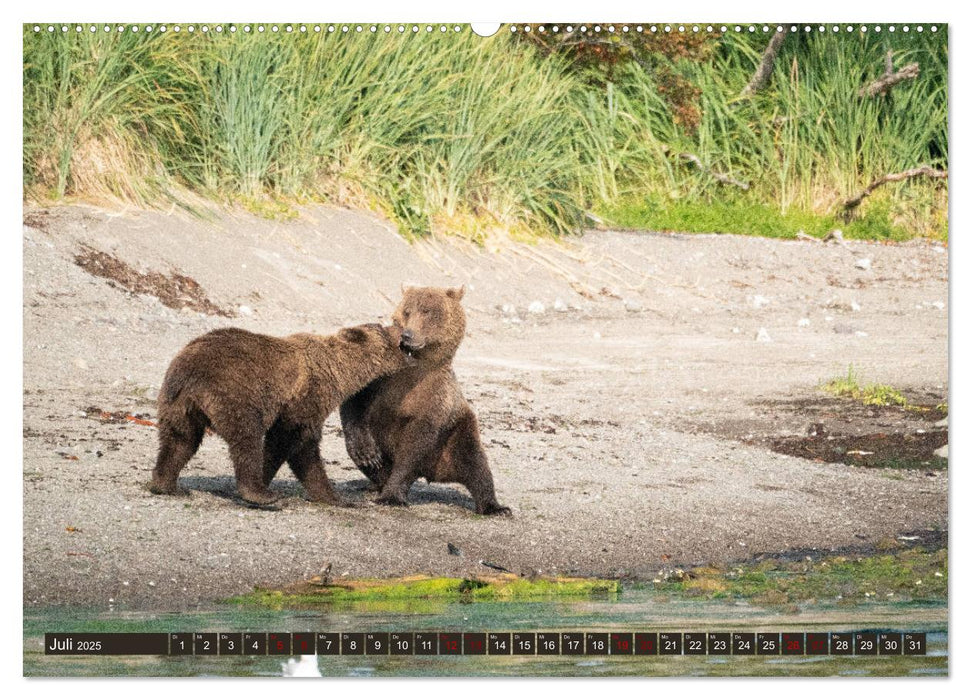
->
(228, 574, 620, 610)
(597, 196, 921, 241)
(653, 549, 947, 604)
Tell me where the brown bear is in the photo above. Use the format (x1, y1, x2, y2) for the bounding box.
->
(339, 286, 511, 515)
(150, 324, 410, 506)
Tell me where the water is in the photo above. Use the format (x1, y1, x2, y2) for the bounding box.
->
(24, 592, 947, 677)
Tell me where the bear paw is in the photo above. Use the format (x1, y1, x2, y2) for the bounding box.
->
(478, 503, 513, 517)
(375, 493, 409, 507)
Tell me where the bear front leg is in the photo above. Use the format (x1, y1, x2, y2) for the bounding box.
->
(229, 437, 281, 505)
(339, 388, 387, 486)
(288, 438, 349, 506)
(374, 421, 440, 507)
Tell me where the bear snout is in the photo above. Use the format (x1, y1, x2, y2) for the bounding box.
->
(399, 329, 426, 355)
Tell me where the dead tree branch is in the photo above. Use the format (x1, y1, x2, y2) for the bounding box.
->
(840, 166, 948, 218)
(738, 31, 787, 99)
(859, 51, 920, 97)
(678, 153, 749, 190)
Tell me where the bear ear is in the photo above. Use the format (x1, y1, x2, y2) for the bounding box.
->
(446, 285, 465, 301)
(339, 327, 369, 344)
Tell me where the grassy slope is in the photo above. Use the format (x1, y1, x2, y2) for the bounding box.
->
(23, 25, 948, 240)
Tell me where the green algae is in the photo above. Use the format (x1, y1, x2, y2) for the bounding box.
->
(229, 574, 621, 610)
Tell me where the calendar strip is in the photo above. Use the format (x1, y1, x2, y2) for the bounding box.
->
(44, 631, 927, 656)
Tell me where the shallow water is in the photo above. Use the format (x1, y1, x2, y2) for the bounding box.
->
(24, 592, 947, 677)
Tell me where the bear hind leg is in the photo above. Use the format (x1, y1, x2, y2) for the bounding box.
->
(150, 417, 205, 496)
(442, 417, 511, 516)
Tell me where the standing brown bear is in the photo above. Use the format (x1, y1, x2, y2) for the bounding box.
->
(150, 324, 410, 506)
(339, 286, 511, 515)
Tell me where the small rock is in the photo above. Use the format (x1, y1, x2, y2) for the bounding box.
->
(797, 318, 810, 327)
(593, 331, 602, 340)
(934, 444, 948, 459)
(854, 257, 872, 271)
(552, 298, 568, 312)
(731, 327, 741, 334)
(623, 298, 643, 312)
(447, 543, 463, 556)
(755, 328, 772, 343)
(931, 301, 945, 310)
(850, 301, 861, 312)
(500, 304, 518, 318)
(527, 301, 545, 314)
(752, 295, 770, 309)
(833, 323, 858, 335)
(238, 305, 253, 316)
(854, 330, 869, 337)
(934, 418, 948, 428)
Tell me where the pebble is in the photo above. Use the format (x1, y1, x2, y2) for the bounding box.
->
(238, 305, 253, 316)
(593, 331, 602, 340)
(500, 304, 517, 317)
(934, 444, 948, 459)
(797, 318, 810, 327)
(931, 301, 945, 310)
(553, 298, 568, 312)
(752, 295, 770, 309)
(527, 301, 545, 314)
(623, 298, 643, 312)
(850, 301, 861, 312)
(855, 258, 872, 271)
(755, 328, 772, 343)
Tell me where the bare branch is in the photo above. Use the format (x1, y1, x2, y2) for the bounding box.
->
(840, 166, 948, 217)
(859, 60, 920, 98)
(738, 31, 787, 99)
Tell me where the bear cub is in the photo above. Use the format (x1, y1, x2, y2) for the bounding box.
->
(340, 286, 511, 515)
(150, 324, 410, 506)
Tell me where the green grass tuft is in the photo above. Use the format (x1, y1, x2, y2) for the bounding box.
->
(822, 366, 910, 407)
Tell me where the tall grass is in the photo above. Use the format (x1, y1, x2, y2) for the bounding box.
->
(22, 25, 948, 239)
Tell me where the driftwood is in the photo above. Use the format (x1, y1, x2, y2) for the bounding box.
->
(739, 31, 787, 99)
(678, 153, 749, 190)
(841, 166, 948, 217)
(859, 51, 920, 98)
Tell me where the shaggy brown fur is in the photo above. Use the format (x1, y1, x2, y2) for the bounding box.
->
(340, 287, 510, 515)
(150, 324, 409, 506)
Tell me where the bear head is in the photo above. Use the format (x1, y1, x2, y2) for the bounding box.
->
(392, 286, 467, 365)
